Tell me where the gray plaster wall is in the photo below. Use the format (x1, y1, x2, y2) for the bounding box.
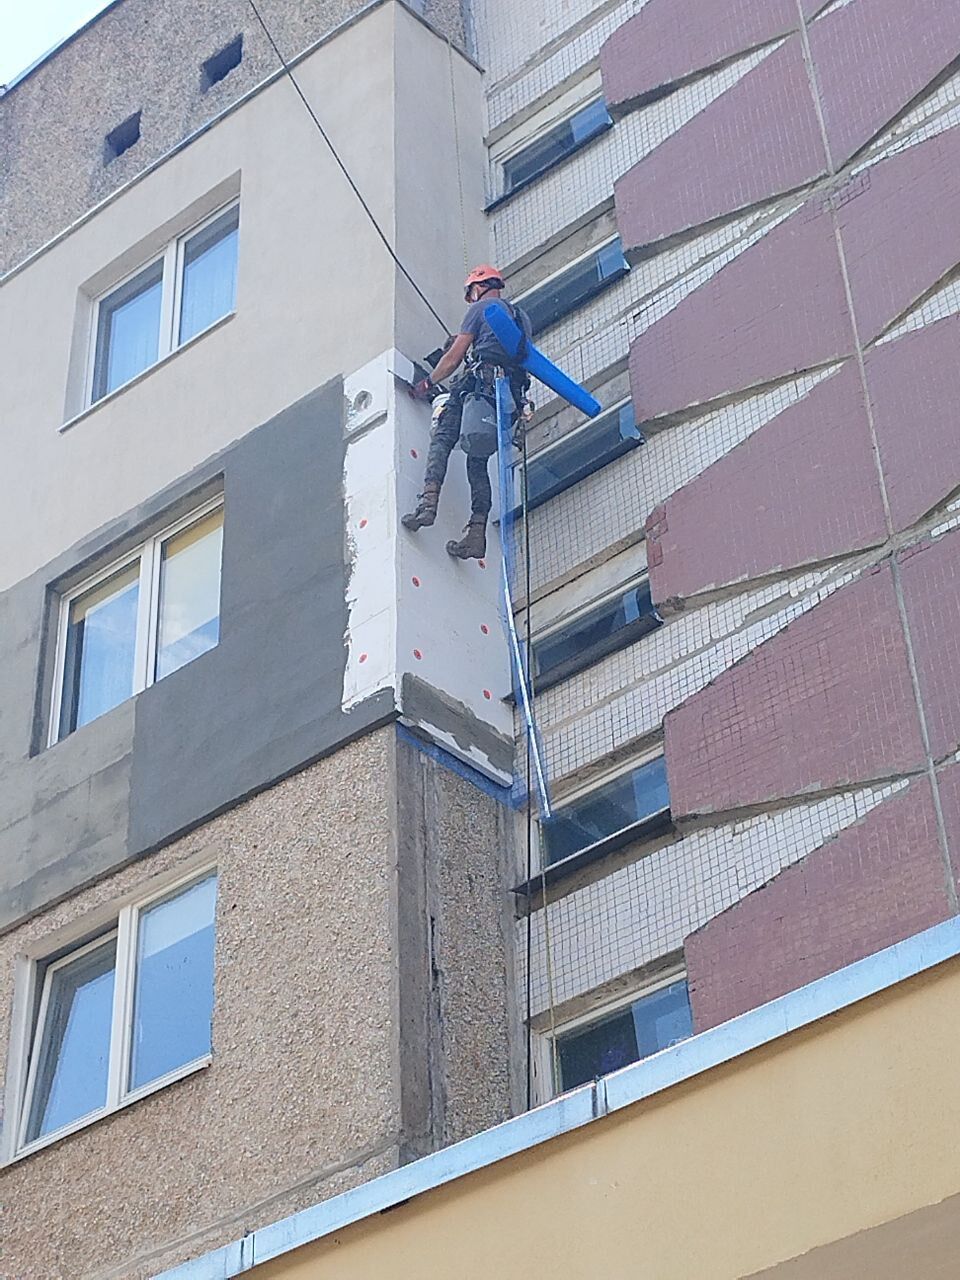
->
(0, 377, 393, 934)
(0, 0, 465, 276)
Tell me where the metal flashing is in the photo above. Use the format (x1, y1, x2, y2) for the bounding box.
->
(152, 915, 960, 1278)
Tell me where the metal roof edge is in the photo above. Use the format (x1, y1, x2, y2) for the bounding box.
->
(152, 914, 960, 1278)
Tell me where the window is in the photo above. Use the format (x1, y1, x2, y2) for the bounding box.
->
(553, 976, 693, 1093)
(501, 99, 612, 196)
(201, 35, 243, 91)
(104, 111, 141, 165)
(90, 202, 239, 403)
(532, 579, 662, 692)
(543, 753, 670, 866)
(17, 871, 217, 1155)
(52, 502, 224, 743)
(521, 238, 629, 335)
(516, 401, 644, 513)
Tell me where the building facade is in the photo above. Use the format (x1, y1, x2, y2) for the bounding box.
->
(2, 0, 960, 1274)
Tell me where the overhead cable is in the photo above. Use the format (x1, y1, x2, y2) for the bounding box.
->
(245, 0, 452, 336)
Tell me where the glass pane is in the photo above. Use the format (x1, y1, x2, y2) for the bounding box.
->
(178, 207, 239, 344)
(59, 561, 141, 738)
(155, 509, 224, 680)
(534, 580, 658, 682)
(25, 937, 117, 1143)
(129, 874, 217, 1091)
(93, 259, 163, 401)
(523, 403, 642, 508)
(557, 980, 692, 1092)
(632, 979, 693, 1059)
(570, 98, 612, 144)
(557, 1008, 638, 1091)
(503, 100, 610, 192)
(524, 238, 628, 334)
(543, 754, 669, 864)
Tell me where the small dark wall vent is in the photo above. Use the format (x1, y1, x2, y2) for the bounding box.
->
(104, 111, 141, 165)
(201, 35, 243, 91)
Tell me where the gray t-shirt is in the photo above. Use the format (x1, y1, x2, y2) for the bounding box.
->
(460, 297, 532, 364)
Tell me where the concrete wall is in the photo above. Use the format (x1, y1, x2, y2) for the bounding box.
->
(0, 726, 515, 1278)
(0, 0, 466, 277)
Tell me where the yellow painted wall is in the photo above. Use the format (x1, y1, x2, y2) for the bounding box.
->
(254, 960, 960, 1279)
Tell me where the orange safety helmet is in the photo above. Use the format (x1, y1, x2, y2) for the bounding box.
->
(464, 264, 505, 301)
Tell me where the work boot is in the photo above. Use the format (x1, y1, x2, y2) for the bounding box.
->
(446, 517, 487, 560)
(401, 484, 440, 531)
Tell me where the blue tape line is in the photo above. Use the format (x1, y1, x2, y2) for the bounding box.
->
(396, 724, 521, 807)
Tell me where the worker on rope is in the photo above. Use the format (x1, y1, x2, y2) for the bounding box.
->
(402, 265, 533, 560)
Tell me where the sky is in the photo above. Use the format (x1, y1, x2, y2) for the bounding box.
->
(0, 0, 114, 85)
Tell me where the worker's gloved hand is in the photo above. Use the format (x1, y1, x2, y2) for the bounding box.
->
(410, 378, 434, 401)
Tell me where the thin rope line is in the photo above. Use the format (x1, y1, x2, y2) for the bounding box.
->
(521, 422, 559, 1092)
(246, 0, 451, 336)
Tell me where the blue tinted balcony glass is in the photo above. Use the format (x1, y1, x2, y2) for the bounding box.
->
(543, 754, 670, 865)
(533, 579, 661, 690)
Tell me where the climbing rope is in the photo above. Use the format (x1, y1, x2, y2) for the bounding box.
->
(251, 0, 563, 1109)
(496, 376, 561, 1105)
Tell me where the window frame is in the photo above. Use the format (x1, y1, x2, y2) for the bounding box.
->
(530, 571, 662, 693)
(534, 967, 690, 1103)
(48, 495, 225, 746)
(534, 742, 671, 878)
(516, 236, 630, 336)
(511, 398, 645, 516)
(85, 199, 239, 407)
(491, 97, 613, 206)
(8, 864, 217, 1163)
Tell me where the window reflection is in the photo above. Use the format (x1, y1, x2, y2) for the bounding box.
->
(155, 509, 224, 680)
(543, 755, 670, 865)
(556, 979, 693, 1092)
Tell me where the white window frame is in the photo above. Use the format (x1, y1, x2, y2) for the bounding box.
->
(86, 199, 239, 406)
(5, 862, 217, 1164)
(532, 966, 688, 1104)
(48, 496, 224, 746)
